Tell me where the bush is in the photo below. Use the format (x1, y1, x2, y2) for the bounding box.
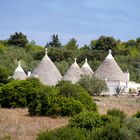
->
(29, 95, 85, 116)
(120, 127, 140, 140)
(0, 78, 49, 108)
(124, 117, 140, 137)
(69, 112, 102, 130)
(37, 126, 88, 140)
(89, 123, 123, 140)
(100, 114, 121, 126)
(70, 112, 121, 131)
(107, 109, 126, 123)
(57, 81, 97, 112)
(133, 111, 140, 118)
(78, 76, 108, 96)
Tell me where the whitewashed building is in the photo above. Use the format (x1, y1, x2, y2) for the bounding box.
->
(31, 48, 62, 86)
(62, 58, 84, 84)
(94, 50, 140, 94)
(13, 61, 27, 80)
(81, 58, 94, 76)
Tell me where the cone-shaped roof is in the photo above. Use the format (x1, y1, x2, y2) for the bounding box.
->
(31, 48, 62, 85)
(94, 50, 125, 82)
(62, 58, 84, 83)
(81, 58, 94, 76)
(13, 61, 27, 80)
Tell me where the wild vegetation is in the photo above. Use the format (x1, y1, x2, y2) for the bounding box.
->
(37, 110, 140, 140)
(0, 32, 140, 84)
(0, 78, 97, 116)
(0, 32, 140, 140)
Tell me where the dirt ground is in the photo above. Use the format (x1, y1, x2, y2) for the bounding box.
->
(0, 109, 69, 140)
(95, 95, 140, 116)
(0, 96, 140, 140)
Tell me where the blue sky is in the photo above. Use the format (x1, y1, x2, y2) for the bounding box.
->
(1, 0, 140, 47)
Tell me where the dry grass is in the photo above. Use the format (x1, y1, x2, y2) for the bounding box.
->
(0, 96, 140, 140)
(95, 96, 140, 116)
(0, 108, 69, 140)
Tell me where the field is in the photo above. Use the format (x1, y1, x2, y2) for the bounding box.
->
(0, 109, 69, 140)
(95, 95, 140, 116)
(0, 96, 140, 140)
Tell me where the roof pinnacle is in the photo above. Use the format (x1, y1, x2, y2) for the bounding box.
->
(18, 61, 21, 66)
(109, 49, 112, 54)
(74, 58, 77, 63)
(45, 48, 48, 54)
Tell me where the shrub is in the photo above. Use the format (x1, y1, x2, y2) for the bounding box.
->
(133, 111, 140, 118)
(78, 76, 108, 96)
(37, 126, 88, 140)
(89, 123, 123, 140)
(100, 114, 121, 126)
(120, 127, 140, 140)
(0, 78, 50, 108)
(57, 81, 97, 112)
(29, 95, 85, 116)
(124, 117, 140, 137)
(107, 109, 126, 123)
(69, 112, 102, 130)
(70, 112, 121, 131)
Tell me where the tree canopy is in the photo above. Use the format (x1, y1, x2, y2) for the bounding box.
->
(7, 32, 28, 48)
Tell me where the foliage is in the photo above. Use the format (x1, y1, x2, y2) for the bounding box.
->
(0, 78, 46, 108)
(107, 109, 126, 123)
(69, 112, 120, 130)
(56, 80, 97, 111)
(37, 126, 88, 140)
(90, 35, 118, 52)
(89, 123, 124, 140)
(65, 38, 78, 50)
(29, 80, 97, 116)
(46, 34, 61, 48)
(78, 76, 108, 96)
(133, 111, 140, 118)
(123, 117, 140, 138)
(7, 32, 28, 48)
(0, 66, 11, 84)
(36, 111, 140, 140)
(29, 95, 84, 117)
(69, 112, 102, 130)
(1, 33, 140, 83)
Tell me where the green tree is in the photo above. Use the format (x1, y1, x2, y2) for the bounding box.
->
(46, 34, 61, 48)
(7, 32, 28, 48)
(78, 76, 108, 96)
(126, 39, 137, 47)
(0, 66, 10, 84)
(90, 36, 117, 51)
(66, 38, 78, 50)
(57, 81, 97, 111)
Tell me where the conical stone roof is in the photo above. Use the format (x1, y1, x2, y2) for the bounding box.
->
(62, 58, 84, 83)
(94, 50, 125, 82)
(31, 48, 62, 86)
(13, 61, 27, 80)
(81, 58, 94, 76)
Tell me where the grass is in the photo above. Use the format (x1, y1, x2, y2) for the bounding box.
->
(95, 95, 140, 116)
(0, 108, 69, 140)
(0, 96, 139, 140)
